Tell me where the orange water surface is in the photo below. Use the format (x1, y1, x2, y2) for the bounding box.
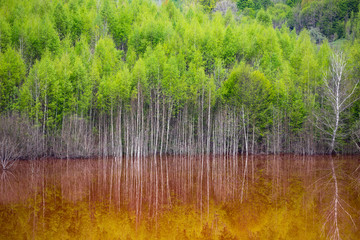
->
(0, 155, 359, 239)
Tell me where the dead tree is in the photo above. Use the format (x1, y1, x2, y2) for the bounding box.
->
(351, 120, 360, 152)
(314, 51, 359, 153)
(0, 115, 23, 169)
(0, 137, 19, 170)
(212, 0, 238, 15)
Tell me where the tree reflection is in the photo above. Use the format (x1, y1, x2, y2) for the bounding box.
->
(0, 169, 17, 201)
(0, 156, 359, 239)
(321, 157, 357, 240)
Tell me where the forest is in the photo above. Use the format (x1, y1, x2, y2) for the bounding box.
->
(1, 0, 360, 163)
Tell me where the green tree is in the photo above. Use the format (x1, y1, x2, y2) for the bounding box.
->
(0, 16, 11, 52)
(222, 62, 273, 151)
(256, 9, 272, 26)
(94, 36, 121, 78)
(53, 2, 69, 40)
(20, 53, 57, 129)
(0, 48, 25, 112)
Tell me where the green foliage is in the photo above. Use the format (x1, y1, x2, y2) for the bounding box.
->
(286, 0, 302, 7)
(0, 48, 25, 112)
(237, 0, 273, 11)
(199, 0, 217, 12)
(94, 36, 121, 78)
(131, 58, 147, 99)
(267, 3, 292, 28)
(222, 62, 273, 136)
(256, 9, 272, 25)
(237, 0, 255, 11)
(0, 0, 359, 153)
(53, 3, 69, 41)
(0, 16, 11, 52)
(286, 0, 360, 41)
(222, 26, 239, 67)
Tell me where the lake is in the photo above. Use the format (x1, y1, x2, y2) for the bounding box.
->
(0, 155, 359, 239)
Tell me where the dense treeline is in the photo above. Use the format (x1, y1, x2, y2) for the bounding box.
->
(219, 0, 360, 42)
(0, 0, 360, 160)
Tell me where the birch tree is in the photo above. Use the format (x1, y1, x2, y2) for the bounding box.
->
(315, 51, 359, 153)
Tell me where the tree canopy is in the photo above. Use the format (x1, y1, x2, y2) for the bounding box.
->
(0, 0, 360, 155)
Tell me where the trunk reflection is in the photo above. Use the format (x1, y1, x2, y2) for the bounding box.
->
(0, 155, 359, 239)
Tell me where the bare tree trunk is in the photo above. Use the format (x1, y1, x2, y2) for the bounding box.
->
(111, 103, 115, 157)
(118, 106, 122, 159)
(165, 100, 172, 154)
(206, 89, 211, 216)
(240, 106, 248, 203)
(315, 51, 359, 153)
(155, 88, 160, 157)
(242, 106, 248, 154)
(160, 96, 166, 156)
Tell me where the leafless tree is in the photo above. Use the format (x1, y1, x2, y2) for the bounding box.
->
(314, 51, 359, 153)
(0, 115, 22, 170)
(57, 114, 95, 159)
(212, 0, 238, 15)
(0, 137, 19, 170)
(351, 120, 360, 152)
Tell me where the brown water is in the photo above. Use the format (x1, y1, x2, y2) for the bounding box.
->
(0, 155, 359, 240)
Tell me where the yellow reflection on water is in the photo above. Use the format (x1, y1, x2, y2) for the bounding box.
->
(0, 155, 359, 239)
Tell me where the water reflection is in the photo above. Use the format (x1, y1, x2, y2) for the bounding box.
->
(0, 155, 359, 239)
